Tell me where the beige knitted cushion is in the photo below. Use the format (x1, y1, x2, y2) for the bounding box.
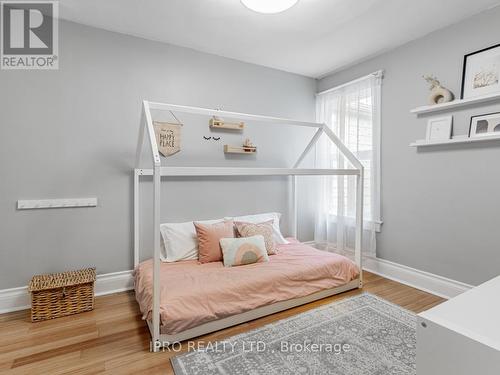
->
(234, 220, 277, 255)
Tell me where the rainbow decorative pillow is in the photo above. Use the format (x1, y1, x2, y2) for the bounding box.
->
(219, 235, 269, 267)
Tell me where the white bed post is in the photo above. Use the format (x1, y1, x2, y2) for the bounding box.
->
(321, 124, 364, 287)
(291, 176, 298, 238)
(293, 127, 323, 169)
(142, 100, 163, 351)
(355, 169, 364, 287)
(134, 109, 146, 269)
(133, 169, 140, 268)
(152, 165, 161, 349)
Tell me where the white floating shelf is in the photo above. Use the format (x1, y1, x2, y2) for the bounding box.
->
(410, 92, 500, 115)
(410, 134, 500, 147)
(17, 198, 98, 210)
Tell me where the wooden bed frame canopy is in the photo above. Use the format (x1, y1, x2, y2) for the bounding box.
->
(134, 100, 364, 351)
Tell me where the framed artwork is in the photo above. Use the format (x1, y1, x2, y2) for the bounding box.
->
(469, 112, 500, 138)
(426, 116, 453, 141)
(461, 44, 500, 99)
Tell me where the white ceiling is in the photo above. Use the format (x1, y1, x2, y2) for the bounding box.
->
(59, 0, 500, 78)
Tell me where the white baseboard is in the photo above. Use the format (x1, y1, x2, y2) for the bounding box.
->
(304, 241, 473, 299)
(362, 256, 473, 300)
(94, 270, 134, 296)
(0, 287, 30, 314)
(0, 253, 474, 314)
(0, 270, 134, 315)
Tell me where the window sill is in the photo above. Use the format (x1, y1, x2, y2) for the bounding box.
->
(373, 221, 383, 233)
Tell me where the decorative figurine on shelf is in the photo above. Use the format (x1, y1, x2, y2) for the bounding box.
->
(211, 107, 225, 126)
(242, 138, 256, 152)
(423, 75, 455, 105)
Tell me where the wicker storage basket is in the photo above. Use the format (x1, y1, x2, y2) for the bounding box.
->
(28, 268, 96, 322)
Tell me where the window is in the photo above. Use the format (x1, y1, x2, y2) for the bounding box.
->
(315, 71, 382, 254)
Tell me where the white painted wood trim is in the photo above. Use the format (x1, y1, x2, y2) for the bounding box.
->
(133, 170, 140, 268)
(304, 242, 472, 299)
(410, 91, 500, 115)
(322, 124, 364, 171)
(136, 167, 360, 177)
(144, 100, 161, 167)
(317, 70, 384, 96)
(355, 170, 364, 286)
(17, 198, 97, 210)
(94, 270, 134, 296)
(0, 287, 30, 314)
(135, 108, 146, 168)
(152, 165, 161, 347)
(410, 134, 500, 147)
(147, 101, 323, 128)
(372, 220, 383, 233)
(0, 270, 134, 314)
(291, 176, 298, 238)
(293, 127, 323, 168)
(363, 256, 473, 299)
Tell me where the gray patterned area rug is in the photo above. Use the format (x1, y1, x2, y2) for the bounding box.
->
(171, 293, 416, 375)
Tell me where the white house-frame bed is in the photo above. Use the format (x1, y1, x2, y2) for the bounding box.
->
(134, 101, 364, 351)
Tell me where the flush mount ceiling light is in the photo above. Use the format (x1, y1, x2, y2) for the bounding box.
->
(241, 0, 299, 14)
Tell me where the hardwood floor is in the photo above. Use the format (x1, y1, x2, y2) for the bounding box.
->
(0, 272, 444, 374)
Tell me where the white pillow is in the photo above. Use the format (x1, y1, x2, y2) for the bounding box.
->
(159, 219, 220, 262)
(225, 212, 289, 244)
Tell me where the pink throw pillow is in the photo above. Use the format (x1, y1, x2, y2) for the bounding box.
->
(194, 220, 234, 263)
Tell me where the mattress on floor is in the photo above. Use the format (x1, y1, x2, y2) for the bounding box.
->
(134, 238, 359, 335)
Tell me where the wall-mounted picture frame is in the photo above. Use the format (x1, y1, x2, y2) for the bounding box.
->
(426, 116, 453, 141)
(469, 112, 500, 138)
(461, 44, 500, 99)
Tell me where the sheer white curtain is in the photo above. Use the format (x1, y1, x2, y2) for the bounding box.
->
(315, 72, 382, 256)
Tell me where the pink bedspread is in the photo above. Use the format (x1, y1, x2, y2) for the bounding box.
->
(134, 239, 359, 335)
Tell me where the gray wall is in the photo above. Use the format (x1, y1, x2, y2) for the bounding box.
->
(0, 21, 317, 289)
(318, 7, 500, 286)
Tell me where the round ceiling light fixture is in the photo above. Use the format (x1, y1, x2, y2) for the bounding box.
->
(241, 0, 299, 14)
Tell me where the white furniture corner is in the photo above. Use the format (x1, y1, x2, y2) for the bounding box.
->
(417, 275, 500, 374)
(135, 100, 364, 351)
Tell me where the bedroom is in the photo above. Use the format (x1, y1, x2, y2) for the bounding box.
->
(0, 0, 499, 374)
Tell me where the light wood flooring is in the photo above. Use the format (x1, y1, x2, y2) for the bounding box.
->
(0, 272, 444, 374)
